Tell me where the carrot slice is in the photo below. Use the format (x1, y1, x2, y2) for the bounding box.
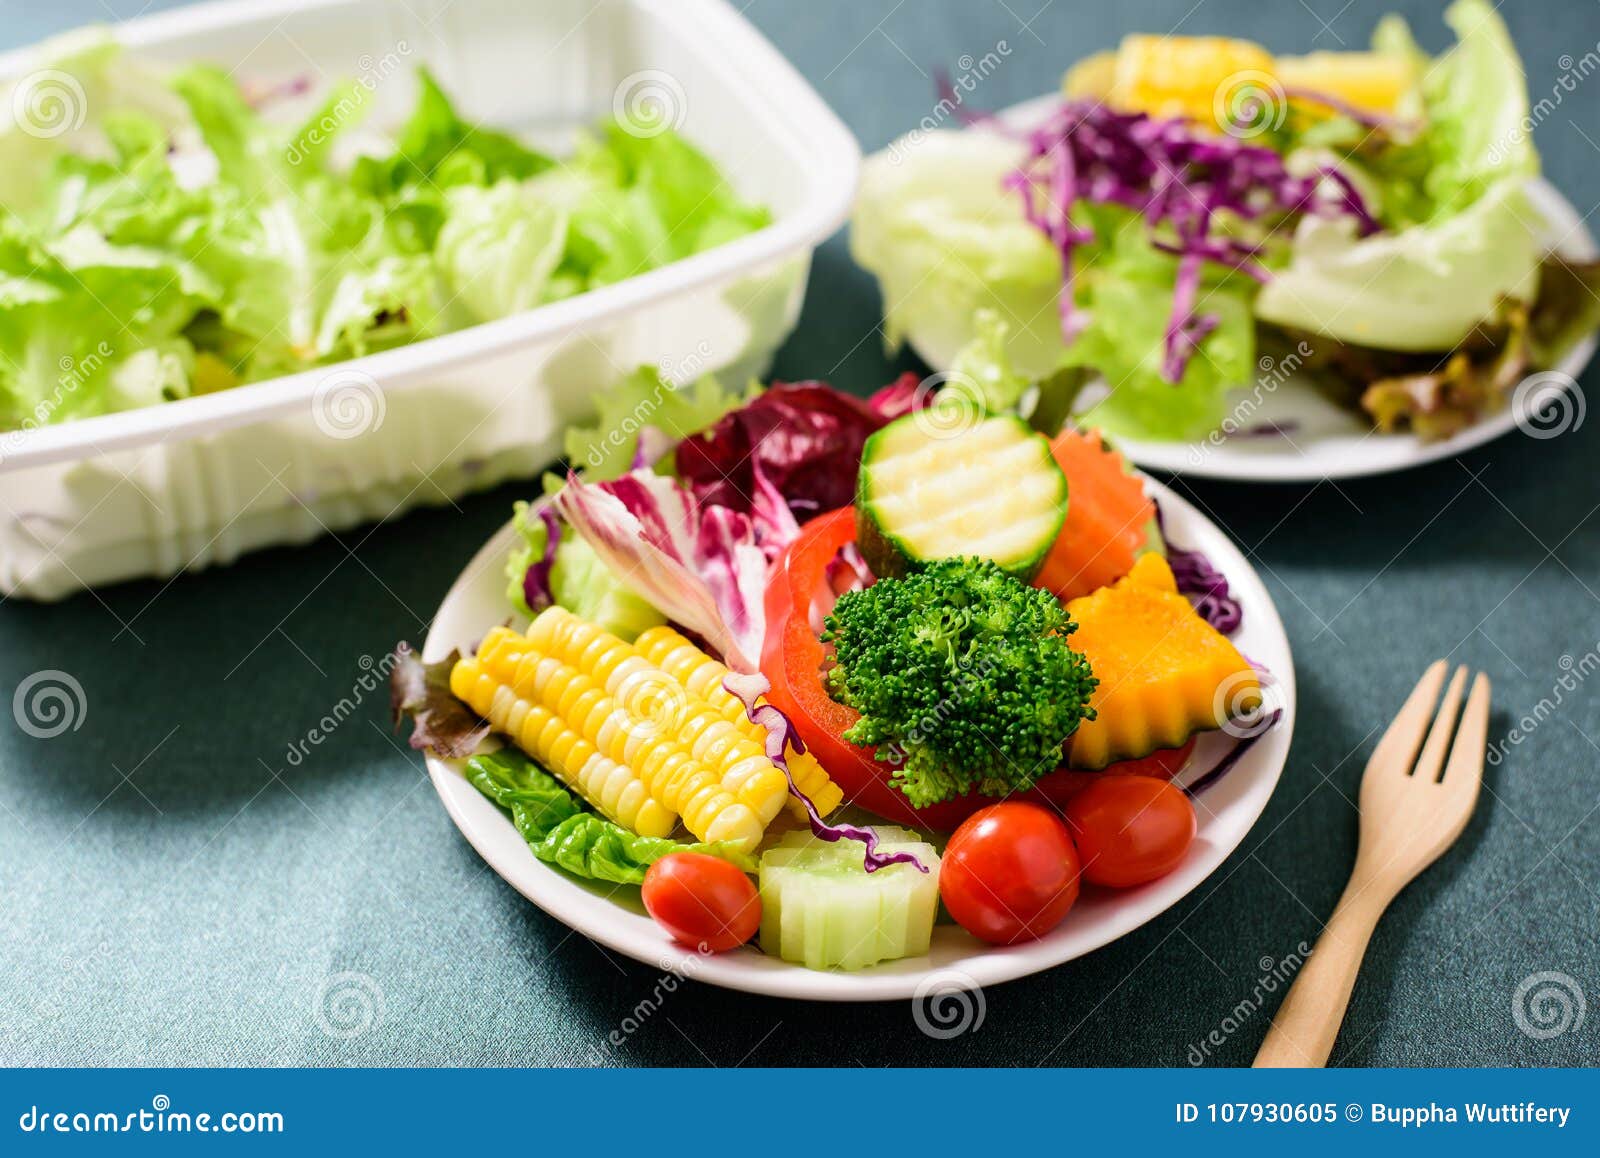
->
(1032, 428, 1153, 602)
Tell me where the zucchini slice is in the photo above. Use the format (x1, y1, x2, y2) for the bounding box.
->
(856, 413, 1067, 580)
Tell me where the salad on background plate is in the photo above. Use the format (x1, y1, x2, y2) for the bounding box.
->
(851, 0, 1600, 480)
(393, 357, 1296, 997)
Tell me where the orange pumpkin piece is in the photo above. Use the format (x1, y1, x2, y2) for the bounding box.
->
(1032, 429, 1154, 602)
(1062, 554, 1259, 770)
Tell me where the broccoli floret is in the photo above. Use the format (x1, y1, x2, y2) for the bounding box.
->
(821, 557, 1097, 808)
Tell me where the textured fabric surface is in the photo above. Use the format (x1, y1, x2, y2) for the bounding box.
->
(1, 0, 1597, 1068)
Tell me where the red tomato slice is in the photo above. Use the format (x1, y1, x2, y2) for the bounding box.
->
(761, 508, 983, 830)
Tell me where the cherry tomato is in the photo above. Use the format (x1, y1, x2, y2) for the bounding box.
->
(1064, 776, 1196, 888)
(1022, 738, 1196, 808)
(940, 802, 1081, 945)
(641, 853, 761, 952)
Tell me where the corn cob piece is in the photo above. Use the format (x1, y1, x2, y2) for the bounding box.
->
(475, 625, 765, 849)
(449, 651, 678, 839)
(1108, 35, 1279, 127)
(634, 625, 845, 819)
(526, 608, 794, 827)
(1276, 52, 1413, 117)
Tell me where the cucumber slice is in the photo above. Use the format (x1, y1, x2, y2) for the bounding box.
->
(759, 838, 941, 970)
(856, 413, 1067, 581)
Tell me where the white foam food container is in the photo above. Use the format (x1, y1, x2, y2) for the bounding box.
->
(0, 0, 859, 599)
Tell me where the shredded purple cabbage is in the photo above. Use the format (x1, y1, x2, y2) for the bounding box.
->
(1152, 499, 1243, 634)
(1002, 99, 1379, 383)
(1183, 709, 1283, 797)
(722, 672, 928, 875)
(521, 503, 562, 614)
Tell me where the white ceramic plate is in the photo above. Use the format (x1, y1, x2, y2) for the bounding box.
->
(422, 479, 1297, 1001)
(903, 95, 1598, 483)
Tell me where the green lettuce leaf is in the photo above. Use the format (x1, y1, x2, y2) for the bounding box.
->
(464, 750, 755, 884)
(1256, 0, 1543, 352)
(350, 67, 553, 203)
(434, 181, 567, 324)
(503, 500, 666, 638)
(851, 130, 1063, 377)
(563, 366, 755, 480)
(946, 310, 1032, 413)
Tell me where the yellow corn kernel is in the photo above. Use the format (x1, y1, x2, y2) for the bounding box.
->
(1109, 34, 1278, 127)
(634, 626, 844, 819)
(1276, 51, 1414, 117)
(448, 655, 677, 838)
(528, 609, 794, 826)
(481, 627, 764, 849)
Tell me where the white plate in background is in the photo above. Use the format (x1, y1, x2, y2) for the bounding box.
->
(901, 95, 1597, 483)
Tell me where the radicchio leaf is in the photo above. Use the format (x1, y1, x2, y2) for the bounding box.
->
(866, 371, 931, 420)
(389, 642, 490, 758)
(722, 671, 928, 874)
(554, 469, 769, 672)
(675, 381, 892, 524)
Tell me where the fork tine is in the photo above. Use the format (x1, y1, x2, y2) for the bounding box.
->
(1441, 673, 1491, 789)
(1368, 660, 1448, 776)
(1414, 666, 1468, 781)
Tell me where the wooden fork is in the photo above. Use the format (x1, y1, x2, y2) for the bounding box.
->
(1253, 661, 1490, 1068)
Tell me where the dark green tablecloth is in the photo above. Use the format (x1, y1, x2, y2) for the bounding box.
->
(3, 0, 1596, 1067)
